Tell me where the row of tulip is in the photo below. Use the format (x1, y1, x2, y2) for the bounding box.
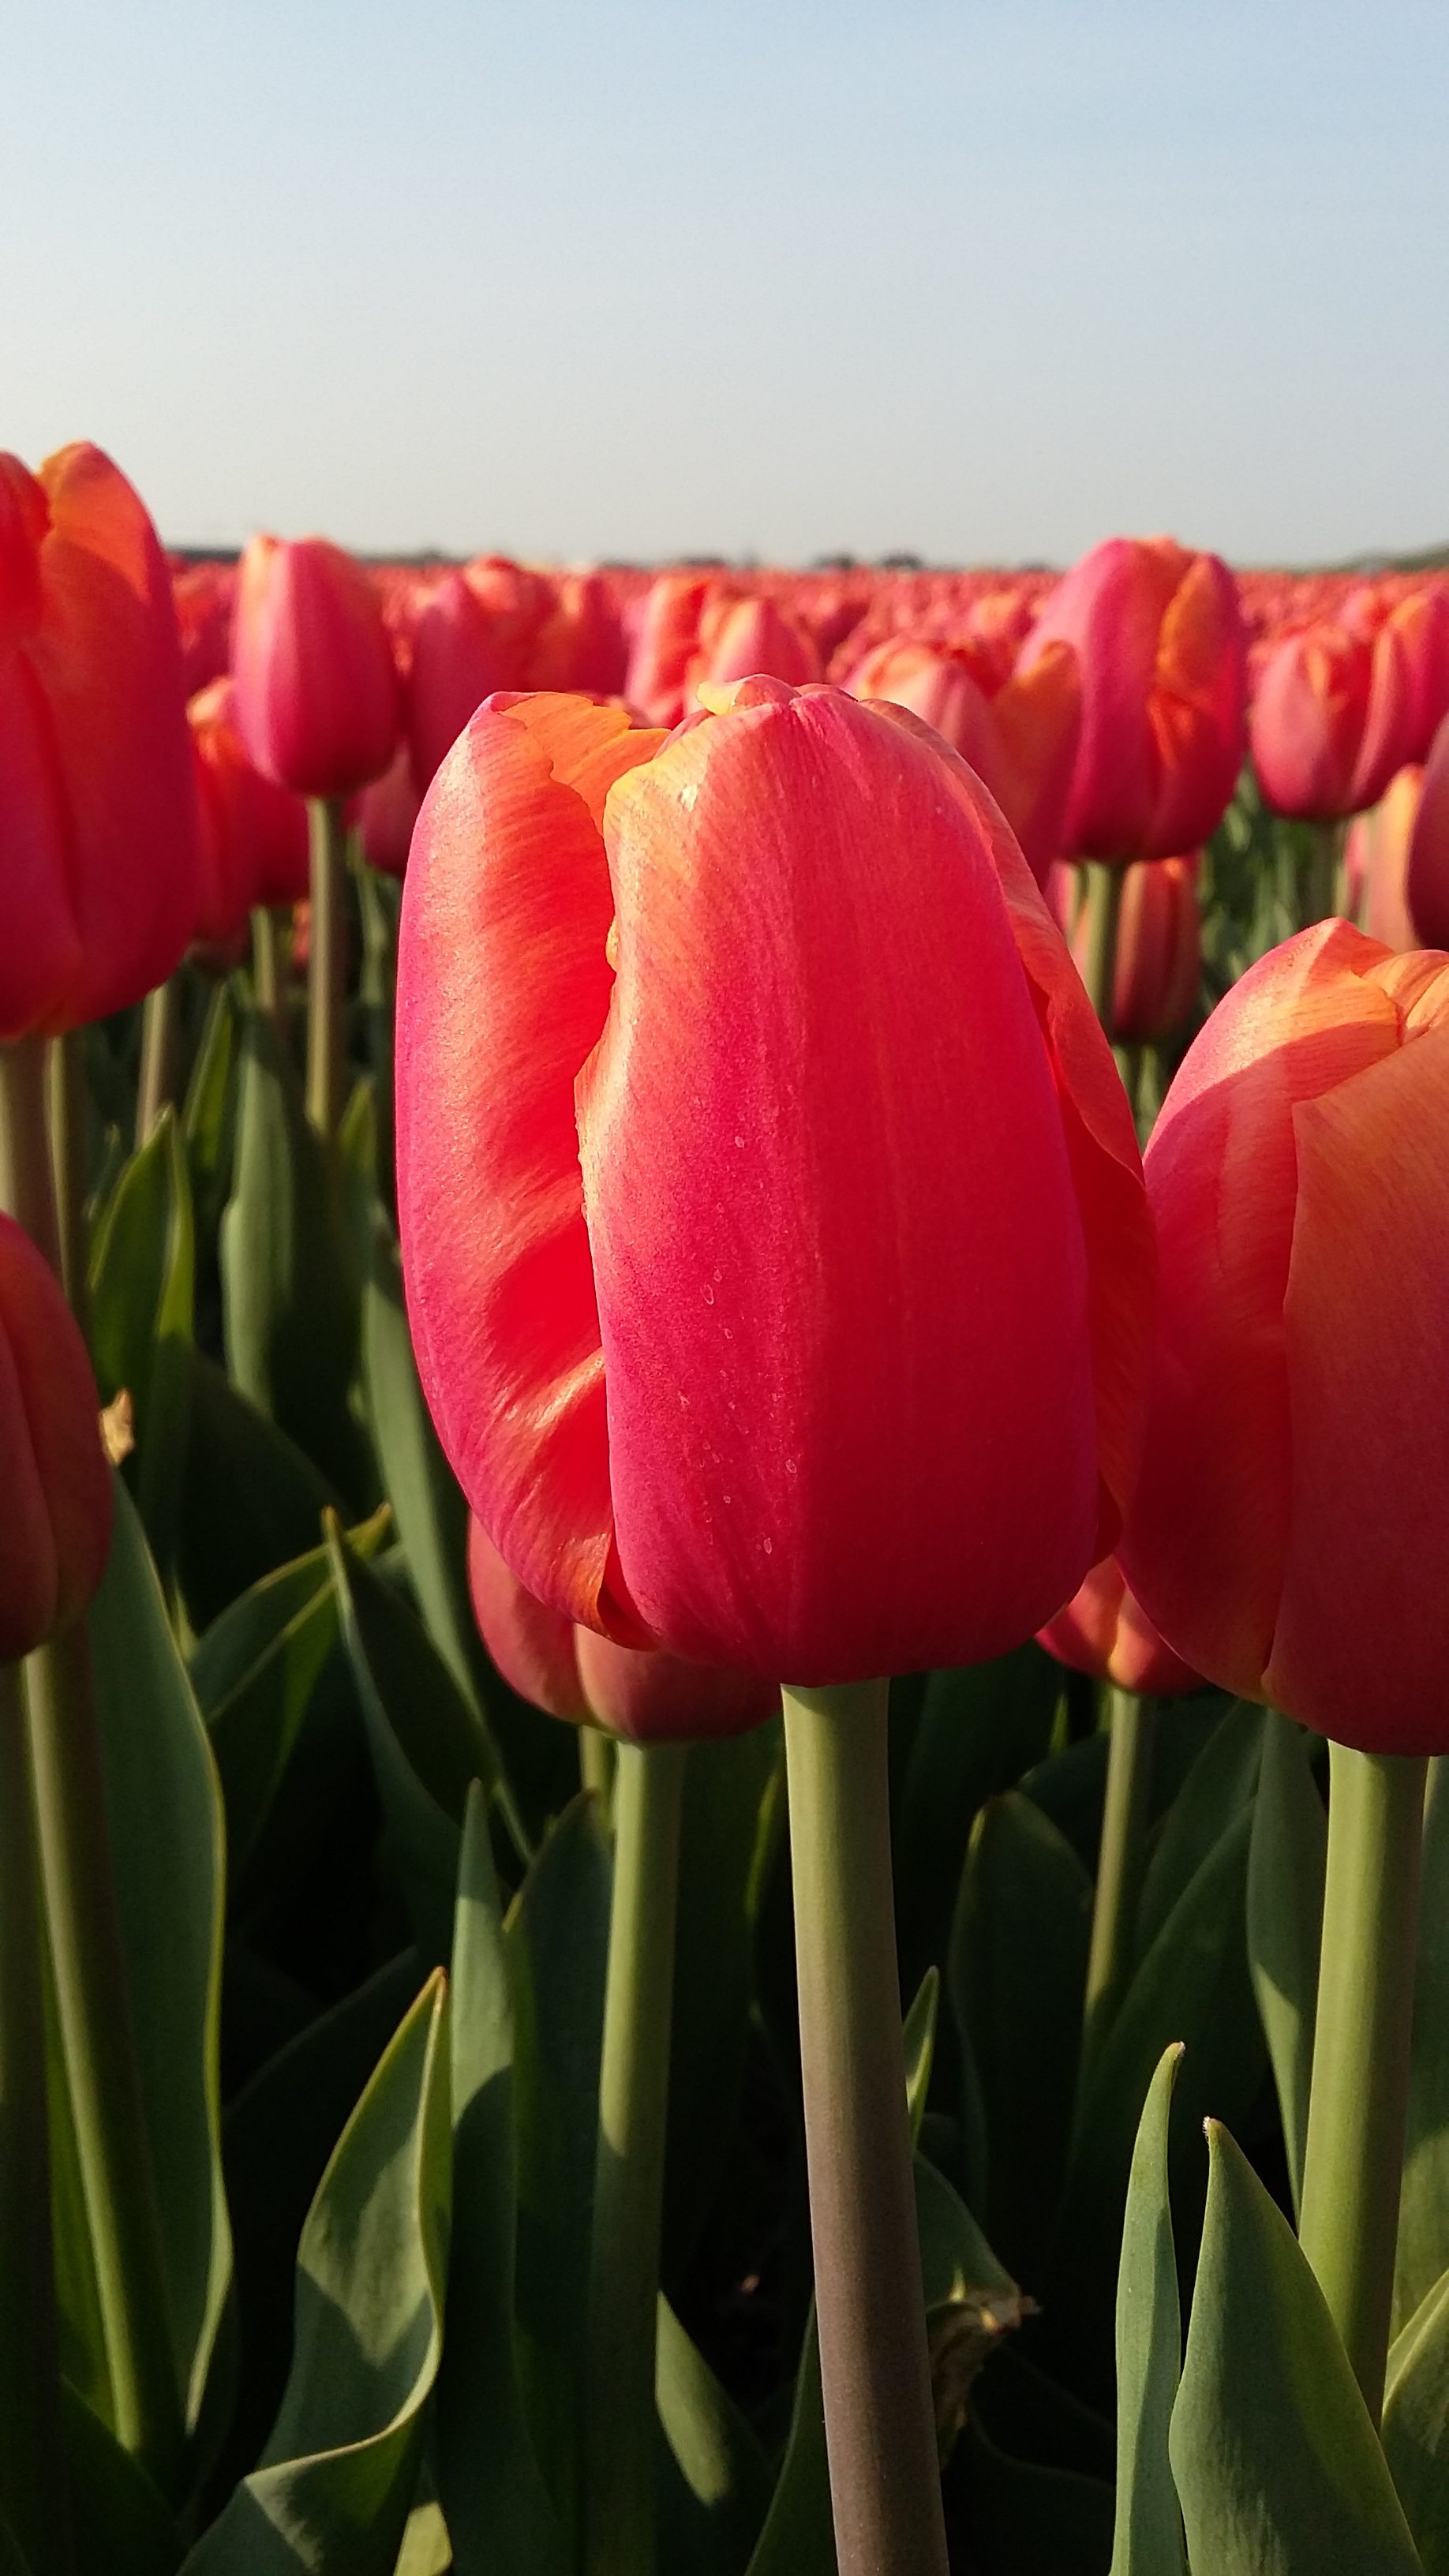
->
(3, 433, 1449, 2575)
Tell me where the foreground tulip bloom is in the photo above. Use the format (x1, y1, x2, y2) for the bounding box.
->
(1020, 537, 1247, 861)
(0, 1212, 110, 1661)
(845, 634, 1081, 886)
(232, 534, 399, 799)
(1039, 1553, 1199, 1698)
(0, 444, 200, 1040)
(468, 1518, 776, 1741)
(397, 681, 1154, 1686)
(1122, 919, 1449, 1751)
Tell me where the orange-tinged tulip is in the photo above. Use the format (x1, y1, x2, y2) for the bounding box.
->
(1021, 537, 1246, 861)
(623, 573, 713, 726)
(0, 1211, 111, 1661)
(1068, 852, 1200, 1043)
(350, 743, 421, 879)
(530, 572, 627, 696)
(1406, 713, 1449, 949)
(189, 677, 310, 941)
(1346, 765, 1423, 953)
(686, 593, 821, 698)
(1250, 610, 1420, 822)
(405, 569, 512, 794)
(232, 534, 399, 799)
(0, 444, 200, 1042)
(397, 682, 1155, 1688)
(845, 634, 1081, 886)
(468, 1518, 775, 1741)
(1039, 1552, 1200, 1697)
(1121, 920, 1449, 1750)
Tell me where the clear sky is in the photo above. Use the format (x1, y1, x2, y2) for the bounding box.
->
(6, 0, 1446, 565)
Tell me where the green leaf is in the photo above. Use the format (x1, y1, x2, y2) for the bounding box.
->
(219, 1004, 371, 1507)
(1050, 1808, 1264, 2402)
(949, 1790, 1091, 2284)
(743, 2313, 833, 2576)
(1247, 1714, 1327, 2221)
(88, 1110, 195, 1585)
(190, 1515, 388, 1881)
(178, 1350, 343, 1633)
(895, 1646, 1062, 1998)
(656, 2294, 773, 2574)
(1110, 2044, 1185, 2576)
(507, 1795, 612, 2552)
(1169, 2121, 1422, 2576)
(326, 1520, 497, 1964)
(186, 1974, 451, 2576)
(219, 1953, 427, 2503)
(63, 2381, 183, 2576)
(1385, 2263, 1449, 2574)
(88, 1478, 231, 2443)
(1135, 1702, 1264, 1961)
(183, 979, 242, 1257)
(436, 1786, 565, 2575)
(1396, 1762, 1449, 2334)
(904, 1967, 940, 2142)
(955, 2417, 1114, 2576)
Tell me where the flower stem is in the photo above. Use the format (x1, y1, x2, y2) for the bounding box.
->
(46, 1033, 91, 1331)
(0, 1038, 62, 1271)
(1083, 1687, 1156, 2061)
(781, 1679, 949, 2576)
(0, 1662, 73, 2576)
(306, 797, 350, 1137)
(135, 979, 178, 1149)
(1298, 1743, 1427, 2423)
(583, 1739, 687, 2576)
(252, 905, 288, 1041)
(1081, 859, 1126, 1039)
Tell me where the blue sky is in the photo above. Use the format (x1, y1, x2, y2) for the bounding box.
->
(6, 0, 1446, 563)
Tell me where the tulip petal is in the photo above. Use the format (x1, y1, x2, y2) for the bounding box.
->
(396, 699, 659, 1637)
(580, 687, 1101, 1681)
(1265, 1019, 1449, 1747)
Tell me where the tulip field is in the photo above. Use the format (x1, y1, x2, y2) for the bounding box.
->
(7, 444, 1449, 2576)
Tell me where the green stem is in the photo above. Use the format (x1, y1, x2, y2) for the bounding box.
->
(1301, 818, 1344, 928)
(1081, 860, 1126, 1041)
(0, 1038, 62, 1271)
(306, 798, 350, 1138)
(578, 1724, 616, 1822)
(782, 1681, 949, 2576)
(251, 905, 288, 1043)
(357, 859, 399, 1204)
(0, 1664, 73, 2576)
(1298, 1744, 1427, 2423)
(1083, 1688, 1156, 2062)
(135, 979, 178, 1150)
(46, 1033, 91, 1333)
(24, 1623, 183, 2481)
(583, 1739, 687, 2576)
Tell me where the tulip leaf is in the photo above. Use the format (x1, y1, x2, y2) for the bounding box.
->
(88, 1108, 195, 1587)
(743, 2309, 833, 2576)
(1050, 1807, 1264, 2401)
(436, 1786, 565, 2575)
(1247, 1714, 1327, 2220)
(219, 1953, 428, 2506)
(956, 2417, 1115, 2576)
(1169, 2121, 1423, 2575)
(1395, 1763, 1449, 2334)
(895, 1645, 1062, 1998)
(949, 1789, 1091, 2285)
(185, 1972, 451, 2576)
(1110, 2044, 1185, 2576)
(507, 1794, 612, 2551)
(191, 1513, 388, 1881)
(904, 1966, 940, 2140)
(219, 1004, 372, 1509)
(1384, 2263, 1449, 2573)
(183, 979, 242, 1260)
(62, 2380, 183, 2576)
(178, 1350, 343, 1632)
(657, 2293, 773, 2574)
(88, 1477, 231, 2445)
(1135, 1701, 1264, 1960)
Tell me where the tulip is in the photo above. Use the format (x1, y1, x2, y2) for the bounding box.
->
(1249, 612, 1420, 823)
(1066, 851, 1200, 1043)
(405, 569, 512, 794)
(685, 593, 821, 698)
(0, 1211, 110, 1664)
(1346, 764, 1422, 953)
(231, 534, 399, 799)
(846, 634, 1081, 885)
(1406, 712, 1449, 948)
(398, 678, 1153, 2576)
(397, 681, 1153, 1687)
(0, 444, 200, 1043)
(1020, 536, 1247, 863)
(350, 743, 422, 880)
(622, 571, 713, 724)
(189, 677, 310, 943)
(530, 571, 627, 696)
(1039, 1553, 1199, 1700)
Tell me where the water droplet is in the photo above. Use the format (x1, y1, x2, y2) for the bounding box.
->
(762, 1536, 773, 1556)
(723, 1326, 733, 1340)
(713, 1267, 723, 1284)
(784, 1457, 799, 1477)
(702, 1284, 714, 1305)
(722, 1493, 732, 1506)
(733, 1134, 746, 1148)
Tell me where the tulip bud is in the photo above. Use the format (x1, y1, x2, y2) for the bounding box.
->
(1039, 1553, 1200, 1698)
(0, 444, 200, 1041)
(189, 677, 310, 942)
(398, 682, 1155, 1687)
(1069, 852, 1200, 1043)
(1406, 713, 1449, 949)
(845, 634, 1081, 886)
(405, 570, 512, 794)
(0, 1213, 111, 1661)
(687, 594, 821, 698)
(232, 535, 399, 799)
(467, 1518, 774, 1741)
(1250, 610, 1421, 822)
(1121, 919, 1449, 1750)
(350, 743, 422, 880)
